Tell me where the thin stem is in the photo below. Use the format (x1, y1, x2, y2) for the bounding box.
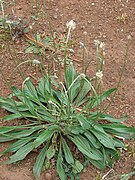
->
(103, 39, 131, 113)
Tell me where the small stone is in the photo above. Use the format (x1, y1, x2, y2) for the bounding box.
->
(53, 15, 58, 19)
(92, 3, 94, 5)
(45, 173, 52, 180)
(18, 6, 22, 10)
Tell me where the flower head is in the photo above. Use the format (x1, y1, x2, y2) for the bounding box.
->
(66, 20, 76, 30)
(96, 70, 103, 80)
(32, 59, 41, 65)
(79, 42, 85, 48)
(5, 20, 13, 25)
(94, 40, 100, 46)
(99, 42, 105, 50)
(94, 40, 105, 50)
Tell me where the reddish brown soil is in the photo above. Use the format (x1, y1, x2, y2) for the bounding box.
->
(0, 0, 135, 179)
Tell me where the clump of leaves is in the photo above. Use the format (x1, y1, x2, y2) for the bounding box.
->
(0, 64, 135, 180)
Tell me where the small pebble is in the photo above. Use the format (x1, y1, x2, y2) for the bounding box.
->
(45, 173, 52, 180)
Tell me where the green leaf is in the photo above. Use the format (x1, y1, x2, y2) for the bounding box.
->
(33, 145, 48, 180)
(74, 78, 91, 107)
(25, 46, 34, 53)
(33, 130, 54, 148)
(84, 88, 117, 110)
(72, 160, 83, 173)
(93, 88, 116, 107)
(77, 115, 90, 129)
(84, 131, 101, 149)
(46, 144, 56, 160)
(61, 138, 74, 164)
(65, 63, 76, 88)
(0, 135, 15, 142)
(7, 126, 42, 138)
(90, 128, 115, 150)
(99, 114, 128, 123)
(0, 126, 17, 133)
(112, 137, 124, 147)
(57, 146, 66, 180)
(90, 159, 106, 170)
(3, 111, 39, 121)
(2, 113, 24, 120)
(102, 124, 135, 139)
(69, 135, 101, 160)
(4, 142, 34, 164)
(0, 137, 34, 157)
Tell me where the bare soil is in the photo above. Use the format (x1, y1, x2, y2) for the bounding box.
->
(0, 0, 135, 179)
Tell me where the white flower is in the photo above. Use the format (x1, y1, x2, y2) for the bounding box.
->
(5, 20, 13, 25)
(99, 42, 105, 50)
(79, 42, 85, 48)
(32, 59, 41, 65)
(94, 40, 105, 50)
(96, 70, 103, 79)
(66, 20, 76, 30)
(94, 40, 100, 46)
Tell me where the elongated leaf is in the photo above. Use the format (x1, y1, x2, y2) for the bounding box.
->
(4, 142, 34, 164)
(77, 115, 90, 129)
(46, 144, 56, 160)
(67, 125, 84, 135)
(72, 160, 83, 173)
(0, 96, 18, 113)
(0, 135, 15, 142)
(90, 159, 106, 170)
(7, 126, 42, 138)
(84, 131, 101, 149)
(57, 146, 66, 180)
(99, 113, 128, 123)
(68, 79, 80, 103)
(112, 137, 124, 147)
(10, 86, 24, 101)
(33, 145, 48, 180)
(61, 138, 74, 164)
(37, 76, 52, 96)
(84, 88, 117, 111)
(65, 63, 76, 88)
(0, 126, 17, 133)
(2, 113, 24, 121)
(3, 111, 38, 121)
(93, 88, 117, 107)
(90, 129, 115, 150)
(0, 137, 34, 157)
(69, 135, 101, 160)
(33, 130, 54, 148)
(74, 78, 91, 107)
(102, 124, 135, 139)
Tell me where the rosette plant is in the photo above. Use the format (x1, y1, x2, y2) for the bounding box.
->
(0, 63, 135, 180)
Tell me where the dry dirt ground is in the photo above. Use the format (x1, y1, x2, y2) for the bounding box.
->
(0, 0, 135, 179)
